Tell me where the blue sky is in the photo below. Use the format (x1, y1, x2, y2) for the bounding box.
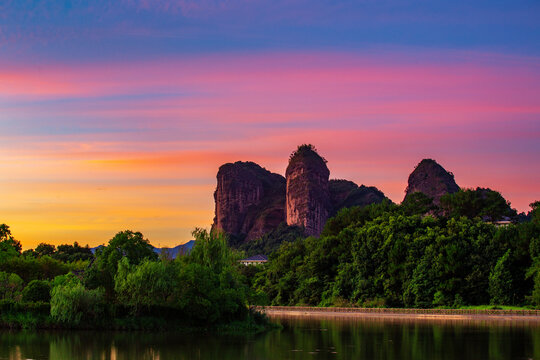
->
(1, 0, 539, 247)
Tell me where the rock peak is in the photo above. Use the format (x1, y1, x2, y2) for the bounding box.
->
(288, 144, 326, 160)
(287, 144, 327, 172)
(404, 158, 459, 205)
(212, 161, 285, 242)
(286, 144, 330, 236)
(212, 144, 389, 245)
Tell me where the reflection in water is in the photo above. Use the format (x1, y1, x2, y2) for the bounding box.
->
(0, 316, 539, 360)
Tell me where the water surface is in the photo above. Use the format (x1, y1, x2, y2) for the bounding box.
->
(1, 316, 538, 359)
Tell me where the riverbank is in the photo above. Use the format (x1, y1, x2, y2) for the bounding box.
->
(0, 300, 271, 333)
(255, 306, 540, 322)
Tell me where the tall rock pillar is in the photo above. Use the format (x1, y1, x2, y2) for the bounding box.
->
(212, 161, 286, 242)
(285, 144, 330, 236)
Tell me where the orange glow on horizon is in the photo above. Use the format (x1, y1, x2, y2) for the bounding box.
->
(1, 51, 538, 249)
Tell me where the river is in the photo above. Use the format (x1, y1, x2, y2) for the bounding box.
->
(1, 315, 539, 359)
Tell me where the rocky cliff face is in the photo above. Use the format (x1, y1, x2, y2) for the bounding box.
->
(329, 180, 387, 215)
(212, 161, 285, 242)
(285, 145, 331, 236)
(212, 145, 391, 244)
(403, 159, 459, 205)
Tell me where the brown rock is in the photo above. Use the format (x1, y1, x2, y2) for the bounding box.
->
(212, 161, 285, 241)
(404, 159, 459, 205)
(285, 145, 330, 236)
(329, 179, 387, 215)
(211, 145, 391, 245)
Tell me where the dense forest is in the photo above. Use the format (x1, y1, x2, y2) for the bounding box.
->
(0, 226, 265, 331)
(1, 188, 539, 330)
(250, 191, 540, 308)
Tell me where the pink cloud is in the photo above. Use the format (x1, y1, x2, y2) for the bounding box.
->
(1, 49, 539, 247)
(2, 51, 538, 123)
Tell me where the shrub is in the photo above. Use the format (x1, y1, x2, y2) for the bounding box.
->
(50, 275, 105, 326)
(489, 250, 514, 305)
(0, 271, 23, 300)
(0, 300, 51, 329)
(114, 258, 176, 314)
(22, 280, 51, 302)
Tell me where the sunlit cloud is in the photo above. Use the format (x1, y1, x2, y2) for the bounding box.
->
(1, 49, 539, 248)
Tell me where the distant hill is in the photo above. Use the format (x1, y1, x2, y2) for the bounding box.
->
(153, 240, 196, 258)
(91, 240, 195, 259)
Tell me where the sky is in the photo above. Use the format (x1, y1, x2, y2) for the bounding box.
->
(1, 0, 539, 249)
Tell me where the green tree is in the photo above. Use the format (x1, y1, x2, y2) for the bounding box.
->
(54, 242, 93, 262)
(321, 200, 397, 237)
(22, 249, 37, 258)
(35, 243, 56, 257)
(258, 200, 526, 308)
(440, 188, 516, 221)
(0, 224, 21, 254)
(50, 274, 105, 326)
(0, 224, 21, 262)
(0, 256, 69, 283)
(114, 258, 176, 314)
(0, 271, 24, 300)
(489, 250, 514, 305)
(177, 228, 250, 323)
(22, 280, 51, 302)
(188, 228, 236, 273)
(84, 230, 157, 296)
(98, 230, 156, 270)
(530, 201, 540, 224)
(240, 223, 304, 256)
(531, 271, 540, 307)
(401, 192, 437, 216)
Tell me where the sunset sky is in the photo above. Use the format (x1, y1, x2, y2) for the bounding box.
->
(1, 0, 539, 249)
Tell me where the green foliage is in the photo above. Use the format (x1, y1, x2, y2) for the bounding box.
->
(532, 271, 540, 306)
(321, 200, 398, 237)
(401, 192, 437, 216)
(22, 280, 51, 303)
(257, 197, 539, 308)
(84, 230, 157, 296)
(0, 224, 21, 255)
(54, 242, 93, 262)
(105, 228, 253, 325)
(0, 272, 23, 301)
(0, 242, 19, 263)
(35, 243, 56, 257)
(50, 274, 105, 326)
(0, 225, 21, 262)
(177, 228, 250, 323)
(189, 228, 237, 273)
(0, 225, 266, 330)
(0, 256, 69, 283)
(489, 250, 514, 305)
(240, 223, 304, 256)
(530, 201, 540, 224)
(98, 230, 157, 270)
(289, 144, 326, 163)
(25, 242, 94, 263)
(440, 188, 517, 221)
(255, 237, 307, 305)
(21, 249, 37, 258)
(0, 300, 51, 329)
(114, 258, 176, 313)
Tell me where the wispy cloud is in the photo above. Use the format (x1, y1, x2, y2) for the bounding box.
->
(1, 47, 539, 247)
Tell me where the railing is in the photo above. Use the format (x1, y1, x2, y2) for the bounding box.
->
(253, 306, 540, 316)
